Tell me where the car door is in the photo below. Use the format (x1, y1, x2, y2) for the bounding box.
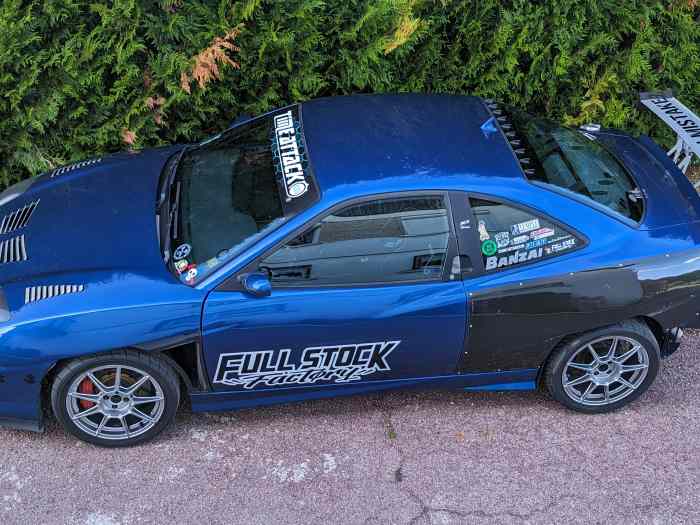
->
(455, 193, 587, 373)
(201, 192, 468, 394)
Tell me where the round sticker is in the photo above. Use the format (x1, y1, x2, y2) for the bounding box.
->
(173, 243, 191, 261)
(287, 180, 309, 199)
(185, 267, 198, 282)
(481, 239, 498, 256)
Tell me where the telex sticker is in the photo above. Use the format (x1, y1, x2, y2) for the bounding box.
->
(545, 237, 577, 254)
(273, 110, 310, 201)
(511, 218, 540, 236)
(213, 340, 400, 389)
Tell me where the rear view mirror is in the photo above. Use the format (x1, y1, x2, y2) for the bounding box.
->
(240, 272, 271, 297)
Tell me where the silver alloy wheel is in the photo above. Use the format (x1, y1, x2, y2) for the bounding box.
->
(562, 336, 650, 407)
(65, 365, 165, 441)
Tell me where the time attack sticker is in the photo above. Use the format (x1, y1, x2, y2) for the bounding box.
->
(213, 340, 400, 389)
(272, 110, 310, 201)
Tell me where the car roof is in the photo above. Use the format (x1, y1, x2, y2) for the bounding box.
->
(300, 94, 526, 205)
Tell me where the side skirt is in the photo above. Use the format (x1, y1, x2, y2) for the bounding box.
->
(189, 368, 538, 413)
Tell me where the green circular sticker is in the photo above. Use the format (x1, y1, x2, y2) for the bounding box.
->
(481, 239, 498, 256)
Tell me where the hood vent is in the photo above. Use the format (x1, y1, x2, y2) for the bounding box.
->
(0, 199, 39, 234)
(50, 158, 102, 178)
(25, 284, 85, 304)
(0, 235, 27, 264)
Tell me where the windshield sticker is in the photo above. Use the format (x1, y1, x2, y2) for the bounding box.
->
(173, 243, 191, 261)
(481, 239, 498, 256)
(213, 340, 400, 389)
(511, 234, 528, 245)
(494, 231, 510, 248)
(478, 220, 490, 241)
(511, 218, 540, 236)
(272, 110, 310, 201)
(486, 247, 543, 270)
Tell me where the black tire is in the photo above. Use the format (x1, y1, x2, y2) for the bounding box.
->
(51, 349, 180, 447)
(545, 320, 660, 413)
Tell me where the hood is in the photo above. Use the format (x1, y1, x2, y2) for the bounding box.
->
(0, 146, 182, 288)
(596, 131, 700, 229)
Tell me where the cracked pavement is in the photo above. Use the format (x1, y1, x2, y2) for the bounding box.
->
(1, 332, 700, 524)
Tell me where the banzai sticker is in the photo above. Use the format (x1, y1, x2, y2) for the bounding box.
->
(478, 220, 490, 241)
(486, 248, 543, 270)
(511, 218, 540, 236)
(273, 110, 310, 201)
(481, 239, 498, 256)
(494, 231, 510, 248)
(213, 340, 400, 389)
(173, 243, 191, 261)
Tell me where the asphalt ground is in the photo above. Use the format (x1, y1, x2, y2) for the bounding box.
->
(1, 332, 699, 524)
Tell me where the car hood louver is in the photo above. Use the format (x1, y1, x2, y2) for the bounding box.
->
(0, 199, 39, 235)
(0, 235, 27, 264)
(50, 158, 102, 178)
(24, 284, 85, 304)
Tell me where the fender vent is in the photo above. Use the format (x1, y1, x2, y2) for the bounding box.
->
(24, 284, 85, 304)
(50, 158, 102, 178)
(0, 235, 27, 264)
(0, 200, 39, 234)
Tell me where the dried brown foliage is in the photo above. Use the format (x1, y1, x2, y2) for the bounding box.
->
(180, 27, 242, 94)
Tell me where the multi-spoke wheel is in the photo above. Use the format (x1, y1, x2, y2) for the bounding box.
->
(545, 320, 660, 413)
(51, 350, 180, 447)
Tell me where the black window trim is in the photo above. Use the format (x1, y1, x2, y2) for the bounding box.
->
(217, 190, 460, 291)
(461, 191, 590, 278)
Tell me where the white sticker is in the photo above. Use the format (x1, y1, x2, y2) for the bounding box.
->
(213, 341, 400, 389)
(511, 235, 529, 244)
(173, 243, 191, 261)
(494, 231, 510, 248)
(478, 220, 490, 241)
(511, 218, 540, 236)
(485, 248, 543, 270)
(273, 110, 310, 201)
(530, 227, 555, 240)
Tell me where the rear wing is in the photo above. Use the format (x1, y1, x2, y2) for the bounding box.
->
(640, 92, 700, 184)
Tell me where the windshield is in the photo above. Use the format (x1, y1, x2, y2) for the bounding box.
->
(506, 108, 644, 222)
(163, 105, 317, 285)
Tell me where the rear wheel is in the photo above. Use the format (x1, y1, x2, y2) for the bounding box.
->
(545, 320, 660, 413)
(51, 350, 180, 447)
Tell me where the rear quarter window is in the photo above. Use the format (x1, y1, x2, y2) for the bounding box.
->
(470, 197, 582, 272)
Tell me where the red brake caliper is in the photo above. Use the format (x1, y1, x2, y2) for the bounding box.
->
(78, 377, 96, 409)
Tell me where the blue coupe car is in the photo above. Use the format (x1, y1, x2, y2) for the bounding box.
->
(1, 93, 699, 447)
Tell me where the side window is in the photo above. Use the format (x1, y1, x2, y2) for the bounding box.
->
(470, 198, 581, 272)
(259, 196, 451, 286)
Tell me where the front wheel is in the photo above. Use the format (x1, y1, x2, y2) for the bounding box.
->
(51, 350, 180, 447)
(545, 320, 660, 413)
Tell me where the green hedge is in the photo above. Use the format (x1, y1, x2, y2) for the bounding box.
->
(1, 0, 698, 187)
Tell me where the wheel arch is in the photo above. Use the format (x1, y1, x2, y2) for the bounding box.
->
(535, 315, 665, 388)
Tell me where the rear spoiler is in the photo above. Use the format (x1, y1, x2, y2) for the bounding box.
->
(640, 92, 700, 184)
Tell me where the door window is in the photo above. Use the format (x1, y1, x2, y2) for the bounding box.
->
(259, 196, 451, 286)
(470, 197, 581, 271)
